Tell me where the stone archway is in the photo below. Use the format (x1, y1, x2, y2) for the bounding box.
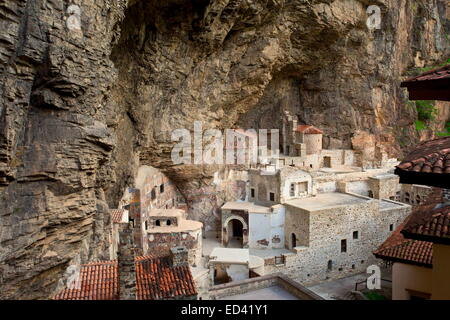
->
(223, 215, 248, 248)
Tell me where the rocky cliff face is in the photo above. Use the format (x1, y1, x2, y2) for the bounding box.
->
(0, 0, 449, 299)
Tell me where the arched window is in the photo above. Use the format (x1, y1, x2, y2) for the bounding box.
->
(291, 233, 297, 248)
(155, 220, 161, 227)
(405, 192, 410, 203)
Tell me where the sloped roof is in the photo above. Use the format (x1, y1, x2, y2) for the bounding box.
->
(296, 125, 323, 134)
(374, 219, 433, 268)
(402, 204, 450, 245)
(111, 209, 125, 224)
(401, 64, 450, 101)
(54, 255, 197, 300)
(395, 137, 450, 188)
(402, 64, 450, 84)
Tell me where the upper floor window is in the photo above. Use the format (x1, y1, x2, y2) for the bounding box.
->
(290, 184, 295, 197)
(269, 192, 275, 202)
(341, 239, 347, 253)
(160, 184, 165, 193)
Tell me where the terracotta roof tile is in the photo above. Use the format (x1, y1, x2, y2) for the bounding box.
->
(402, 204, 450, 244)
(296, 125, 323, 134)
(374, 219, 433, 267)
(395, 137, 450, 188)
(397, 137, 450, 174)
(401, 64, 450, 85)
(54, 256, 197, 300)
(111, 209, 125, 224)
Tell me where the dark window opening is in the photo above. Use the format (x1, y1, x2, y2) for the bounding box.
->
(405, 192, 410, 203)
(291, 233, 297, 248)
(368, 190, 374, 198)
(327, 260, 333, 271)
(129, 218, 135, 228)
(167, 220, 171, 226)
(290, 184, 295, 197)
(353, 231, 359, 240)
(155, 220, 161, 227)
(352, 264, 356, 269)
(341, 239, 347, 253)
(269, 192, 275, 202)
(145, 221, 148, 230)
(390, 224, 394, 231)
(323, 156, 331, 168)
(160, 184, 165, 193)
(151, 188, 156, 200)
(251, 188, 255, 198)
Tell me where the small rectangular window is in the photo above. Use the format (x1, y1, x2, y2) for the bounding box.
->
(390, 224, 394, 231)
(160, 184, 164, 193)
(269, 192, 275, 202)
(353, 231, 359, 240)
(275, 256, 284, 265)
(290, 184, 295, 197)
(251, 188, 255, 198)
(341, 239, 347, 253)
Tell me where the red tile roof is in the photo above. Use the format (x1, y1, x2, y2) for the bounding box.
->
(136, 256, 197, 300)
(401, 64, 450, 84)
(395, 137, 450, 188)
(396, 137, 450, 174)
(374, 219, 433, 268)
(402, 204, 450, 245)
(54, 256, 197, 300)
(296, 125, 323, 134)
(400, 64, 450, 101)
(111, 209, 125, 224)
(54, 260, 119, 300)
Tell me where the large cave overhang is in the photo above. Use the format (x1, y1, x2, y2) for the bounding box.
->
(400, 64, 450, 101)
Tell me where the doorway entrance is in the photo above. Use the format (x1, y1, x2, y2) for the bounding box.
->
(227, 219, 244, 248)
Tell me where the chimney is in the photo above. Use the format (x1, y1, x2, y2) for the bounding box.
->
(170, 247, 189, 267)
(118, 222, 136, 300)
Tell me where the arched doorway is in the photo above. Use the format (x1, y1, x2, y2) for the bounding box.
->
(291, 233, 297, 249)
(227, 219, 244, 248)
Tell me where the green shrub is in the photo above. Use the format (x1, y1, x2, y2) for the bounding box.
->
(415, 100, 437, 121)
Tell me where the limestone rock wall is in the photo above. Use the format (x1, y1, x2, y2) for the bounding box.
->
(0, 0, 449, 299)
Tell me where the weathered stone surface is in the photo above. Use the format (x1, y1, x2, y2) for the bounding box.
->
(0, 0, 449, 299)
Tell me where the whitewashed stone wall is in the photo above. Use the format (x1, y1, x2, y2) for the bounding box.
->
(249, 205, 285, 249)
